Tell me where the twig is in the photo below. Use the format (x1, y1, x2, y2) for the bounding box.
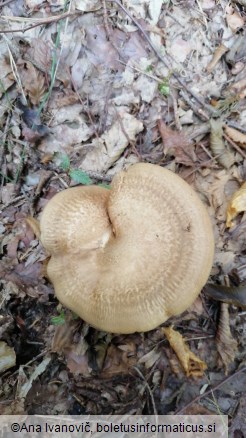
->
(0, 0, 15, 6)
(170, 88, 182, 131)
(226, 121, 246, 134)
(0, 112, 11, 169)
(175, 366, 246, 414)
(223, 132, 246, 160)
(179, 89, 209, 121)
(9, 350, 49, 377)
(102, 0, 124, 60)
(133, 366, 158, 416)
(185, 122, 210, 141)
(199, 142, 214, 161)
(30, 171, 53, 215)
(87, 171, 112, 182)
(112, 102, 141, 159)
(0, 11, 81, 34)
(4, 38, 27, 104)
(1, 194, 26, 210)
(117, 59, 163, 83)
(166, 11, 185, 27)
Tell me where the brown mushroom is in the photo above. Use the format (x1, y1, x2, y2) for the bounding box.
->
(40, 163, 214, 333)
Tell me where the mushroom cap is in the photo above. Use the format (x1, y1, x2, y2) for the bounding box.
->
(40, 163, 214, 333)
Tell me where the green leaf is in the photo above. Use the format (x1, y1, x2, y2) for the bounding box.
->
(158, 81, 170, 96)
(69, 169, 92, 185)
(146, 64, 153, 72)
(59, 153, 70, 171)
(51, 310, 65, 325)
(98, 183, 111, 190)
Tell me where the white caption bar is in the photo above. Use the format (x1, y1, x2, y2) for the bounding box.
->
(0, 415, 228, 437)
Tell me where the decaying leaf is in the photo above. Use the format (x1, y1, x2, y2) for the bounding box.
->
(228, 77, 246, 99)
(0, 57, 15, 98)
(0, 341, 16, 373)
(158, 120, 196, 166)
(216, 303, 238, 374)
(74, 0, 101, 11)
(51, 320, 77, 353)
(226, 7, 244, 32)
(138, 348, 161, 369)
(16, 357, 51, 399)
(66, 333, 90, 375)
(162, 327, 207, 377)
(226, 181, 246, 228)
(210, 119, 234, 169)
(21, 61, 46, 106)
(66, 350, 89, 375)
(81, 113, 143, 173)
(102, 342, 137, 378)
(148, 0, 163, 24)
(224, 125, 246, 146)
(206, 44, 229, 73)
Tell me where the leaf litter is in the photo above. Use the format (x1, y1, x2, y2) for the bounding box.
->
(0, 0, 245, 429)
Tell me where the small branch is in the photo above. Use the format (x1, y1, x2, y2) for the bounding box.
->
(179, 89, 209, 121)
(0, 112, 11, 169)
(133, 366, 158, 417)
(0, 0, 15, 6)
(223, 132, 246, 160)
(170, 88, 182, 131)
(0, 11, 81, 34)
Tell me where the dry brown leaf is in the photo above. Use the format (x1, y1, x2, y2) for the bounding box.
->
(158, 120, 196, 166)
(53, 91, 79, 108)
(162, 327, 207, 377)
(0, 57, 15, 98)
(210, 119, 234, 169)
(102, 342, 137, 378)
(66, 350, 89, 375)
(206, 44, 229, 73)
(182, 404, 217, 415)
(229, 76, 246, 97)
(21, 61, 46, 106)
(226, 181, 246, 228)
(51, 320, 77, 353)
(216, 303, 238, 374)
(80, 113, 143, 172)
(2, 261, 45, 289)
(224, 125, 246, 146)
(40, 153, 54, 164)
(0, 399, 25, 415)
(226, 7, 244, 32)
(66, 334, 90, 375)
